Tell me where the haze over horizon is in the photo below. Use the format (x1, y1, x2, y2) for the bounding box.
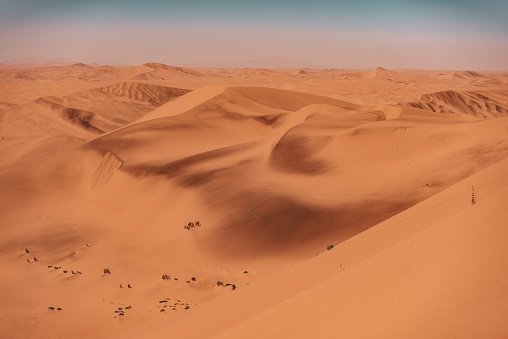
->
(1, 0, 507, 70)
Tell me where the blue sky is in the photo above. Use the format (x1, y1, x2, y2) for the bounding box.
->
(1, 0, 507, 69)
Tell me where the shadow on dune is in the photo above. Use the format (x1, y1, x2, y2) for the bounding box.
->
(201, 190, 413, 258)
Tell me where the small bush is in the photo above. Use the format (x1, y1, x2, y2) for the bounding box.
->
(162, 274, 170, 280)
(104, 268, 111, 274)
(327, 244, 334, 250)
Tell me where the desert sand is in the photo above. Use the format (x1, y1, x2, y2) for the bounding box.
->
(1, 62, 508, 338)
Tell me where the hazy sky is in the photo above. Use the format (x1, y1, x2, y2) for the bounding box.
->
(1, 0, 507, 69)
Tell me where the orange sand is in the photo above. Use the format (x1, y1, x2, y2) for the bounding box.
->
(1, 63, 507, 338)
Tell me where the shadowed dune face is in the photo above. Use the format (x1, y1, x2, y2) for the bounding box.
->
(198, 188, 414, 258)
(270, 110, 386, 175)
(270, 133, 333, 174)
(405, 90, 508, 118)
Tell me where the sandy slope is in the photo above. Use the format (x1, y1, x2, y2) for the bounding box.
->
(134, 155, 508, 339)
(0, 64, 507, 338)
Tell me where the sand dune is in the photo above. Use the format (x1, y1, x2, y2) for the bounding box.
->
(1, 64, 508, 338)
(448, 70, 487, 79)
(131, 154, 508, 338)
(360, 66, 403, 80)
(0, 82, 190, 139)
(405, 90, 508, 118)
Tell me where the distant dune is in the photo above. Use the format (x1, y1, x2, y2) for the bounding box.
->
(405, 90, 508, 118)
(1, 63, 508, 338)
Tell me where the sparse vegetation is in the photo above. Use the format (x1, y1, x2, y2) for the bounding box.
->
(471, 185, 477, 205)
(162, 274, 171, 280)
(327, 244, 335, 250)
(217, 281, 236, 290)
(184, 221, 202, 230)
(113, 305, 132, 318)
(104, 267, 111, 274)
(48, 307, 55, 310)
(157, 298, 191, 313)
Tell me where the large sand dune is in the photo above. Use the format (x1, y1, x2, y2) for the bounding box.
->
(1, 63, 507, 338)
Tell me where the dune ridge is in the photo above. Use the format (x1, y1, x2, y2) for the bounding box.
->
(405, 90, 508, 118)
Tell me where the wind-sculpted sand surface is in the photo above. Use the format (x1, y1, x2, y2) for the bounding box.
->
(1, 63, 507, 338)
